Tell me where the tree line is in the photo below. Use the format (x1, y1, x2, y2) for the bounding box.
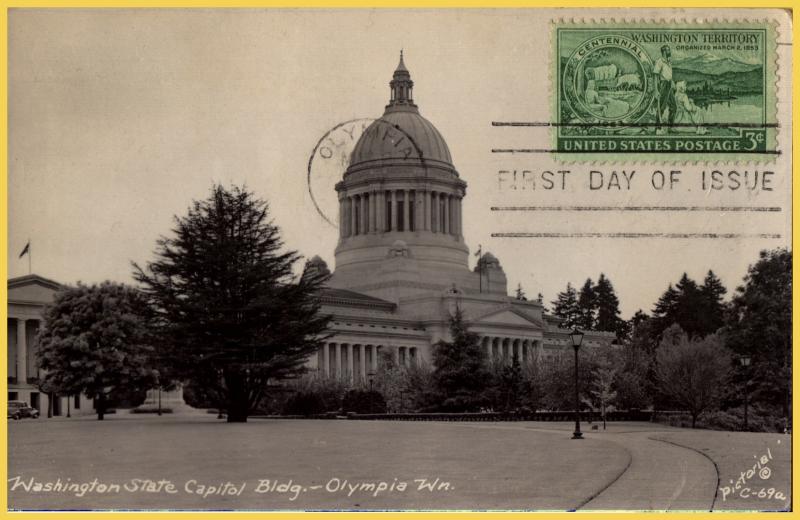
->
(33, 184, 792, 430)
(541, 250, 790, 431)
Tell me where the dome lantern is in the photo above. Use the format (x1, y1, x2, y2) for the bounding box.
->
(387, 50, 417, 113)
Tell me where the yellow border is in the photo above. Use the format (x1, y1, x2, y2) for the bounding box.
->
(0, 2, 795, 520)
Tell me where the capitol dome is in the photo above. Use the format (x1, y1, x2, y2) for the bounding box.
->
(346, 51, 456, 175)
(349, 111, 453, 169)
(332, 52, 474, 302)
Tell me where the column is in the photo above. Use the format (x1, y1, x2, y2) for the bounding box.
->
(338, 199, 344, 238)
(393, 346, 400, 366)
(422, 189, 430, 231)
(358, 193, 369, 235)
(323, 343, 330, 376)
(456, 197, 462, 236)
(334, 343, 342, 379)
(372, 346, 380, 372)
(403, 189, 410, 232)
(390, 190, 397, 231)
(360, 345, 367, 382)
(16, 318, 27, 384)
(431, 192, 438, 232)
(350, 197, 358, 236)
(369, 190, 378, 233)
(346, 344, 354, 382)
(522, 341, 528, 364)
(514, 340, 522, 361)
(444, 195, 451, 235)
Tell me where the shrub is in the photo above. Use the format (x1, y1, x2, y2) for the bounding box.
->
(341, 389, 387, 414)
(282, 391, 327, 416)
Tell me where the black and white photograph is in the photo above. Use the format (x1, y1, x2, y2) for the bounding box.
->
(6, 8, 793, 512)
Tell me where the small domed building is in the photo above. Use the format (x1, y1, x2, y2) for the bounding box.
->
(310, 53, 614, 380)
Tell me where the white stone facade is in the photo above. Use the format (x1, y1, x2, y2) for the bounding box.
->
(308, 54, 615, 382)
(8, 275, 93, 417)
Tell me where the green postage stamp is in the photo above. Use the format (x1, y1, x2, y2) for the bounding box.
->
(554, 22, 778, 160)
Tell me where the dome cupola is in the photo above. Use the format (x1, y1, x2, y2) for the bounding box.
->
(330, 52, 474, 302)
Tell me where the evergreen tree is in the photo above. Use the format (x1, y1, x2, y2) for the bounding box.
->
(594, 273, 624, 337)
(551, 282, 580, 328)
(652, 274, 712, 340)
(133, 184, 331, 422)
(577, 278, 596, 330)
(673, 273, 705, 338)
(431, 308, 490, 411)
(652, 283, 679, 335)
(724, 248, 791, 427)
(629, 309, 650, 335)
(700, 270, 727, 334)
(36, 282, 156, 420)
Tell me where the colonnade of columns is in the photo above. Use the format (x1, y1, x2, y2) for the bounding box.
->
(7, 317, 40, 383)
(317, 343, 419, 382)
(339, 189, 462, 237)
(479, 336, 540, 366)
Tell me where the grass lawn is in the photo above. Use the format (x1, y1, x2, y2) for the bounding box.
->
(8, 415, 629, 511)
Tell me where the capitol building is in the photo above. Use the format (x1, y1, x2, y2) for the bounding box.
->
(307, 53, 614, 382)
(7, 54, 614, 415)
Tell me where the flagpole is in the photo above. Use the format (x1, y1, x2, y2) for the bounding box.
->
(28, 239, 31, 275)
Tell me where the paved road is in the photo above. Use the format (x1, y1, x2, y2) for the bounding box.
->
(580, 432, 717, 511)
(455, 422, 719, 511)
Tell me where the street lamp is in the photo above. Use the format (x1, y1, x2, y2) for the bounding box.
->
(739, 355, 752, 431)
(367, 371, 375, 392)
(570, 328, 585, 439)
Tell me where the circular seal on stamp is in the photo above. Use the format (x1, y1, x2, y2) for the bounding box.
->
(562, 35, 656, 127)
(307, 118, 374, 228)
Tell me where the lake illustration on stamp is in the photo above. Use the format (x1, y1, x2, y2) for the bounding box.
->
(555, 23, 777, 158)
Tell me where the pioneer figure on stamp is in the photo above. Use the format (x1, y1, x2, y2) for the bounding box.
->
(653, 44, 677, 135)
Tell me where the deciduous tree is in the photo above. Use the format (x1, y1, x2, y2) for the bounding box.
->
(654, 326, 732, 428)
(36, 282, 155, 420)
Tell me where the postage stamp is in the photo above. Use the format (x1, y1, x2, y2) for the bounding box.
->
(554, 22, 778, 160)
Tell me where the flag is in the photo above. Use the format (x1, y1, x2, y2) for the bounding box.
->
(18, 241, 30, 259)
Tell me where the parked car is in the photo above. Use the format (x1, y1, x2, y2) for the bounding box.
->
(8, 400, 39, 420)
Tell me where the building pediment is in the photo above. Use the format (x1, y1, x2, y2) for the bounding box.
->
(8, 274, 62, 305)
(471, 307, 543, 329)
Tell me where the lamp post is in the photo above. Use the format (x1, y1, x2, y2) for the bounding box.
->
(570, 328, 585, 440)
(739, 355, 751, 431)
(367, 371, 375, 392)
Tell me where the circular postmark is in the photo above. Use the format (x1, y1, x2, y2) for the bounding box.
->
(307, 117, 428, 228)
(562, 35, 656, 128)
(307, 119, 374, 228)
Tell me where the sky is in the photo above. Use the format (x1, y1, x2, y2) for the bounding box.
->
(8, 8, 792, 318)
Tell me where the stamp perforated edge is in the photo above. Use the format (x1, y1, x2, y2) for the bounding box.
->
(548, 16, 784, 165)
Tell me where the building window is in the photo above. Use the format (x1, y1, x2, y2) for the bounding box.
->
(30, 392, 39, 412)
(8, 391, 18, 401)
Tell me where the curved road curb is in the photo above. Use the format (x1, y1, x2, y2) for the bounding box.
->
(575, 447, 633, 510)
(649, 436, 721, 510)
